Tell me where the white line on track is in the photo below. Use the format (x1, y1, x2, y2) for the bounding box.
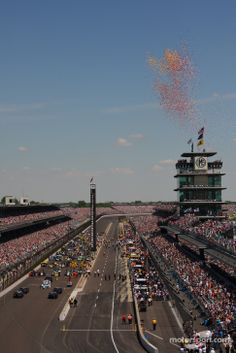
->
(110, 248, 120, 353)
(167, 301, 184, 334)
(145, 330, 164, 340)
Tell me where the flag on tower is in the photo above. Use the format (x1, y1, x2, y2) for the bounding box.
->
(197, 139, 204, 146)
(198, 127, 204, 135)
(197, 127, 205, 147)
(198, 133, 204, 140)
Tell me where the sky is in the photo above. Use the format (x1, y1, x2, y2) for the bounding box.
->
(0, 0, 236, 203)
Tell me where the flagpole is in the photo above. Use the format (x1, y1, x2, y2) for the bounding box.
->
(187, 139, 193, 151)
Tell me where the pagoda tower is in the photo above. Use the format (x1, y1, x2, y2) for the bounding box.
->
(174, 150, 226, 218)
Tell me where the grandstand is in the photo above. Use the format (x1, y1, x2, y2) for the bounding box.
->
(0, 205, 70, 243)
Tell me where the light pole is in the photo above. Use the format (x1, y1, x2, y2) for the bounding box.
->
(90, 178, 96, 251)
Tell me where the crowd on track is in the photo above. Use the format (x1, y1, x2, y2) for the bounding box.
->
(122, 222, 170, 309)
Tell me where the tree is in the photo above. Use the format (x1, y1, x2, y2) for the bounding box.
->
(134, 200, 142, 205)
(78, 200, 87, 207)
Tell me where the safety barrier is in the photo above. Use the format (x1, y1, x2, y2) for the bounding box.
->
(132, 293, 158, 353)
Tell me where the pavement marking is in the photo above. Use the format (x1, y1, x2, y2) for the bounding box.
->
(167, 301, 184, 334)
(145, 330, 164, 340)
(110, 248, 120, 353)
(61, 329, 135, 332)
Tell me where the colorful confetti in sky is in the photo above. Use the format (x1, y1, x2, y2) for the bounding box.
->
(148, 46, 196, 124)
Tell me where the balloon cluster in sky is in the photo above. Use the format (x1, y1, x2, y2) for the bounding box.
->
(148, 46, 195, 123)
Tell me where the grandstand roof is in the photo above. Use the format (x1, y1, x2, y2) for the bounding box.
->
(181, 152, 216, 157)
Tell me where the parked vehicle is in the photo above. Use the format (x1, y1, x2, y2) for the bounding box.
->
(19, 287, 29, 294)
(41, 280, 51, 289)
(13, 290, 24, 298)
(48, 291, 58, 299)
(53, 287, 63, 294)
(44, 276, 53, 282)
(139, 301, 147, 312)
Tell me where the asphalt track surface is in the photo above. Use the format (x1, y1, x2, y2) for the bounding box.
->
(0, 217, 145, 353)
(0, 216, 183, 353)
(141, 301, 183, 353)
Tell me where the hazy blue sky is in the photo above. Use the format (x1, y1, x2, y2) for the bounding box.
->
(0, 0, 236, 202)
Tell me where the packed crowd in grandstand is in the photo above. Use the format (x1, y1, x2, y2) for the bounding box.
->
(0, 202, 236, 351)
(150, 236, 235, 331)
(0, 223, 69, 270)
(169, 214, 235, 252)
(178, 237, 235, 276)
(0, 210, 64, 227)
(0, 205, 157, 272)
(1, 203, 235, 273)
